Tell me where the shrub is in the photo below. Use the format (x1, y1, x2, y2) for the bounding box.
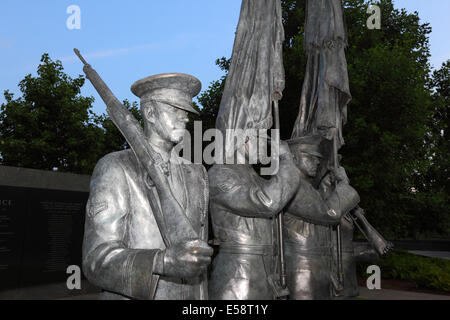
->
(357, 250, 450, 292)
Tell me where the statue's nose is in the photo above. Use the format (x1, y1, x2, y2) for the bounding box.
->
(179, 116, 189, 123)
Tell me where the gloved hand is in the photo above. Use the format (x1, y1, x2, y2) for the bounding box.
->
(331, 166, 350, 184)
(279, 140, 291, 157)
(159, 239, 213, 279)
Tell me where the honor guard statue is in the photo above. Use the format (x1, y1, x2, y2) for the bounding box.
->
(207, 0, 300, 300)
(208, 140, 300, 300)
(283, 135, 360, 300)
(286, 0, 393, 299)
(77, 55, 213, 300)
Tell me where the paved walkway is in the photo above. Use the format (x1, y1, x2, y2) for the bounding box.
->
(62, 289, 450, 300)
(358, 287, 450, 300)
(408, 251, 450, 260)
(59, 293, 100, 300)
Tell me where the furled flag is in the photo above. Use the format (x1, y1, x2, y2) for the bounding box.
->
(291, 0, 351, 157)
(215, 0, 285, 162)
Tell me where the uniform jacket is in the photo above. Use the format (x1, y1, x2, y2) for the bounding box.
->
(82, 149, 209, 300)
(283, 175, 360, 300)
(284, 177, 360, 250)
(208, 155, 300, 300)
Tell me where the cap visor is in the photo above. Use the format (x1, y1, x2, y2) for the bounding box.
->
(166, 102, 199, 115)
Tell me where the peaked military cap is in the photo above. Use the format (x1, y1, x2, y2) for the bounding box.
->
(287, 135, 324, 158)
(131, 73, 201, 115)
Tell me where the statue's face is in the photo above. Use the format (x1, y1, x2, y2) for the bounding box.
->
(145, 102, 189, 144)
(294, 149, 321, 178)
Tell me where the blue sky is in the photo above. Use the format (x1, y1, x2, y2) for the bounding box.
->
(1, 0, 449, 116)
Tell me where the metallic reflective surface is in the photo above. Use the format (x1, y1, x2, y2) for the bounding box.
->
(208, 153, 300, 300)
(207, 0, 299, 301)
(83, 150, 209, 300)
(81, 71, 212, 300)
(79, 0, 394, 300)
(215, 0, 285, 161)
(284, 0, 393, 300)
(283, 142, 361, 300)
(332, 209, 391, 299)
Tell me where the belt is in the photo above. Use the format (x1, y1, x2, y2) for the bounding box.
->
(219, 243, 275, 256)
(285, 242, 332, 256)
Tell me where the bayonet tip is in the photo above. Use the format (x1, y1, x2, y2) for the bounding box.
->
(73, 48, 88, 66)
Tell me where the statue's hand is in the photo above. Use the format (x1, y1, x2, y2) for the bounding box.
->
(279, 140, 291, 157)
(332, 166, 350, 184)
(162, 239, 213, 279)
(321, 173, 333, 187)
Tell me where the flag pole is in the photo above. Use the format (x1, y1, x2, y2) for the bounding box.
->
(333, 107, 345, 294)
(273, 93, 287, 290)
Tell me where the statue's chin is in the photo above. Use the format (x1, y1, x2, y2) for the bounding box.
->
(308, 171, 317, 178)
(170, 138, 182, 145)
(170, 135, 185, 145)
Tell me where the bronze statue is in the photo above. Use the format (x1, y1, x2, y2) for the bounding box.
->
(74, 0, 394, 300)
(287, 0, 393, 299)
(208, 142, 300, 300)
(76, 51, 213, 300)
(283, 136, 360, 299)
(208, 0, 300, 300)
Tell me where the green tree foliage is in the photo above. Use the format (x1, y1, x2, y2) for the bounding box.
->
(197, 0, 448, 238)
(0, 2, 446, 238)
(339, 0, 447, 238)
(414, 60, 450, 237)
(194, 58, 229, 169)
(338, 0, 436, 238)
(357, 250, 450, 292)
(0, 54, 103, 174)
(427, 60, 449, 193)
(0, 54, 146, 174)
(280, 0, 307, 139)
(94, 99, 143, 156)
(197, 57, 230, 131)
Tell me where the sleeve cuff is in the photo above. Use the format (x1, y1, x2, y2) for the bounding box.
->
(125, 249, 161, 300)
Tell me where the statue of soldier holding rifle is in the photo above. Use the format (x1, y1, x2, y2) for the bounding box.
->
(75, 50, 213, 300)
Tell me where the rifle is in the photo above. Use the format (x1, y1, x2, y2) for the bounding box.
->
(348, 207, 393, 257)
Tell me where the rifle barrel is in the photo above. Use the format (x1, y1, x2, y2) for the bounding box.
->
(73, 48, 89, 66)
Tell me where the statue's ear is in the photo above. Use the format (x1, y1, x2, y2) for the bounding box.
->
(144, 104, 156, 124)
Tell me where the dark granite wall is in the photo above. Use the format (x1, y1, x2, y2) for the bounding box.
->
(0, 166, 96, 299)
